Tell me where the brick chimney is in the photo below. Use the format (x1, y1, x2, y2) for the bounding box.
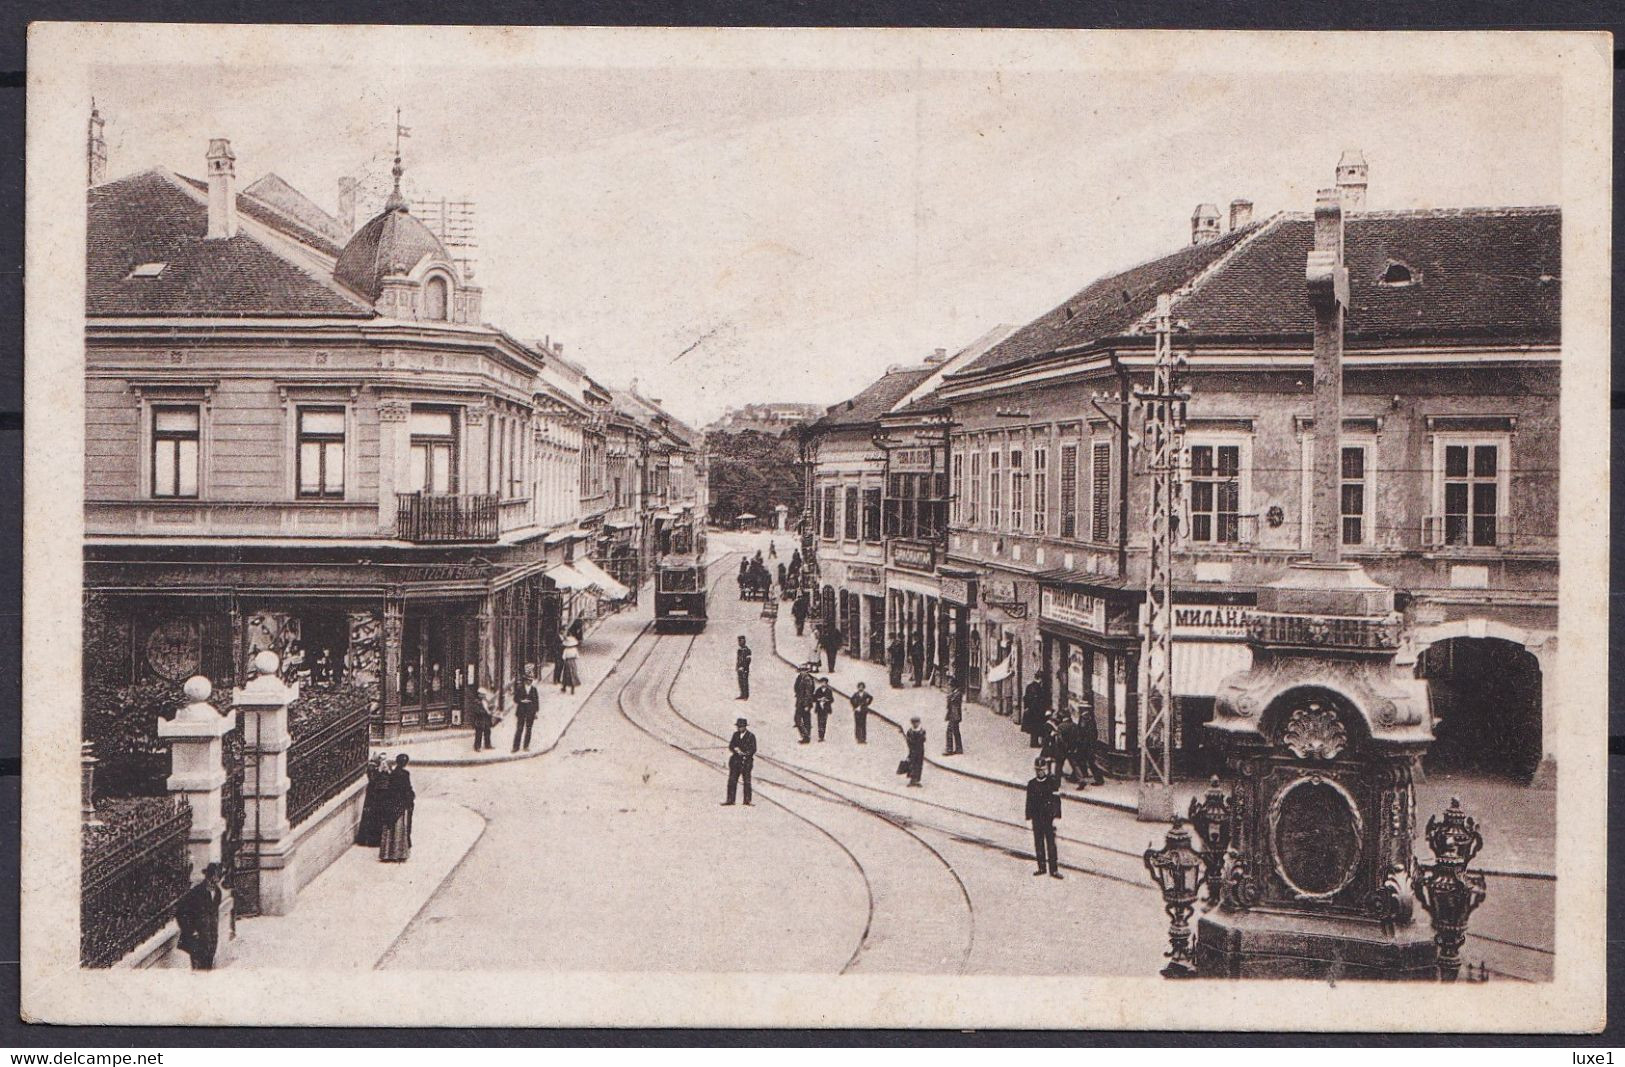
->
(87, 101, 106, 187)
(1228, 198, 1254, 231)
(1190, 203, 1220, 245)
(205, 138, 238, 240)
(1335, 149, 1368, 213)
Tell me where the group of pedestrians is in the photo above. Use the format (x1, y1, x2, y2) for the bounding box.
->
(355, 751, 416, 862)
(885, 631, 929, 688)
(1021, 678, 1107, 790)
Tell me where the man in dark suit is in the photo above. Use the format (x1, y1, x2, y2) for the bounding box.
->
(176, 862, 227, 969)
(819, 624, 843, 673)
(812, 676, 835, 741)
(735, 636, 753, 700)
(944, 682, 965, 755)
(1075, 704, 1108, 786)
(1025, 759, 1063, 878)
(793, 663, 815, 744)
(850, 682, 873, 744)
(887, 634, 906, 688)
(512, 665, 541, 752)
(791, 593, 809, 636)
(723, 717, 756, 805)
(907, 631, 925, 687)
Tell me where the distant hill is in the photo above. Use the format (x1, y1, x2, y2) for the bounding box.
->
(705, 427, 804, 527)
(704, 402, 823, 436)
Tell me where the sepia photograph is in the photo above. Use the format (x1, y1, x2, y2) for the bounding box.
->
(20, 23, 1610, 1030)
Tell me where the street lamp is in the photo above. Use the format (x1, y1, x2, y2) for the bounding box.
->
(1143, 816, 1205, 978)
(1186, 775, 1232, 906)
(1412, 797, 1488, 982)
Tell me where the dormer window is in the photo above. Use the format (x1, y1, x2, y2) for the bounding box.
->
(1378, 260, 1418, 287)
(128, 262, 168, 279)
(423, 275, 449, 320)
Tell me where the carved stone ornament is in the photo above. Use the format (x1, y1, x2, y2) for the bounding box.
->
(1279, 702, 1348, 760)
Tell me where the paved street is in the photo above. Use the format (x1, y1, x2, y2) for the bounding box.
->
(362, 536, 1554, 979)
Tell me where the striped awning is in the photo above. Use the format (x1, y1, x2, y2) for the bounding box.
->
(1173, 641, 1253, 697)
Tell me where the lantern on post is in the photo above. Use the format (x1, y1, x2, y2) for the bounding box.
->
(1412, 797, 1487, 982)
(1143, 817, 1205, 978)
(1187, 775, 1232, 905)
(80, 741, 100, 824)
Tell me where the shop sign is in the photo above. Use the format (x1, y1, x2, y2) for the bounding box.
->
(940, 575, 977, 607)
(892, 540, 935, 572)
(847, 563, 883, 585)
(981, 577, 1028, 618)
(1144, 603, 1251, 639)
(1040, 588, 1107, 633)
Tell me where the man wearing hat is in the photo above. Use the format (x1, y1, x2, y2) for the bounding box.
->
(792, 662, 816, 744)
(735, 635, 753, 700)
(1025, 758, 1064, 878)
(724, 717, 757, 806)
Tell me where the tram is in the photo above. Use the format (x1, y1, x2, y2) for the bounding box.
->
(653, 513, 708, 633)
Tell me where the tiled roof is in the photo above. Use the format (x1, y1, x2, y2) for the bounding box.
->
(1176, 208, 1560, 343)
(176, 174, 344, 257)
(333, 206, 450, 300)
(243, 173, 350, 247)
(956, 225, 1256, 376)
(88, 170, 371, 317)
(812, 364, 939, 430)
(957, 207, 1560, 379)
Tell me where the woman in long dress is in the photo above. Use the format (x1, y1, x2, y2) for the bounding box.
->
(377, 754, 414, 862)
(559, 635, 582, 694)
(355, 753, 388, 846)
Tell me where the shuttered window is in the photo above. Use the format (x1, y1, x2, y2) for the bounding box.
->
(1059, 444, 1078, 539)
(1091, 441, 1111, 542)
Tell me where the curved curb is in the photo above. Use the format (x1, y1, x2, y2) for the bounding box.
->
(412, 620, 653, 767)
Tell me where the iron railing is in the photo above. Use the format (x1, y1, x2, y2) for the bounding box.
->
(1423, 513, 1514, 550)
(395, 492, 500, 543)
(80, 796, 192, 968)
(287, 705, 371, 827)
(1247, 610, 1404, 651)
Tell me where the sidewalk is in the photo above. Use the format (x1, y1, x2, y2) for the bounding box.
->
(768, 606, 1555, 877)
(395, 598, 653, 767)
(210, 797, 486, 971)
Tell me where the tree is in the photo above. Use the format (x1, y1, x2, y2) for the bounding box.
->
(704, 428, 804, 526)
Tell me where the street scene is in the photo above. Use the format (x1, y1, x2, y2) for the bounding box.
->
(41, 26, 1605, 1030)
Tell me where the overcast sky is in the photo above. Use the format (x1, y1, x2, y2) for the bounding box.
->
(90, 59, 1561, 425)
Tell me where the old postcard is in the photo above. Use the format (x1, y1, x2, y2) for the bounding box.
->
(20, 23, 1610, 1029)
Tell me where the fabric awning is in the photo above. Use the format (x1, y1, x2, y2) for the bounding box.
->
(573, 557, 632, 601)
(546, 563, 595, 591)
(1173, 640, 1253, 697)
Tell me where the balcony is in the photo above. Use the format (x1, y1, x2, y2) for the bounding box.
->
(1247, 610, 1404, 652)
(395, 492, 499, 543)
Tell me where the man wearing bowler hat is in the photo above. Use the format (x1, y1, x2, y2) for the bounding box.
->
(723, 717, 756, 806)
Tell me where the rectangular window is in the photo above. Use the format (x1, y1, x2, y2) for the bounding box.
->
(151, 405, 200, 499)
(989, 450, 1002, 530)
(1059, 444, 1078, 539)
(1340, 446, 1366, 546)
(1009, 449, 1024, 531)
(510, 419, 523, 498)
(1032, 446, 1048, 535)
(968, 450, 981, 526)
(951, 453, 964, 524)
(409, 408, 458, 494)
(296, 407, 345, 498)
(1188, 443, 1242, 544)
(844, 485, 860, 540)
(863, 486, 882, 541)
(1442, 442, 1502, 547)
(821, 486, 838, 540)
(1091, 441, 1111, 542)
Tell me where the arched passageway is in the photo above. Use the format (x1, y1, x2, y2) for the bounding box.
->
(1418, 636, 1543, 781)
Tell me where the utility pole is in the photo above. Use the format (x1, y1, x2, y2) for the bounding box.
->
(1134, 293, 1189, 820)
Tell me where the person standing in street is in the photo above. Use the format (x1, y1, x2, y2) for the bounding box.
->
(793, 662, 815, 744)
(175, 862, 227, 970)
(1025, 758, 1063, 878)
(944, 681, 965, 756)
(512, 666, 541, 752)
(559, 634, 582, 694)
(735, 635, 753, 700)
(791, 593, 809, 637)
(378, 754, 414, 863)
(908, 630, 925, 687)
(812, 676, 835, 741)
(819, 622, 843, 673)
(472, 685, 496, 752)
(1054, 709, 1085, 786)
(850, 682, 873, 744)
(901, 716, 926, 787)
(723, 717, 756, 806)
(1021, 677, 1049, 749)
(887, 633, 906, 688)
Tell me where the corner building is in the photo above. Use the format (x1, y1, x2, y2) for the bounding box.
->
(937, 187, 1559, 782)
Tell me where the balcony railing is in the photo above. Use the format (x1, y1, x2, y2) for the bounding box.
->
(1423, 514, 1514, 550)
(1247, 610, 1404, 652)
(395, 492, 499, 543)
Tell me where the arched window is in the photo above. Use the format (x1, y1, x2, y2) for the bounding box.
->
(423, 275, 450, 320)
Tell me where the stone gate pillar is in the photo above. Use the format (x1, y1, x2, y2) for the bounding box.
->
(233, 651, 297, 915)
(158, 675, 236, 875)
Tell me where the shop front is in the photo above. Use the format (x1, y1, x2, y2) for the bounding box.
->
(972, 571, 1038, 716)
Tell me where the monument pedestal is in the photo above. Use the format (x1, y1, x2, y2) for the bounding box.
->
(1197, 909, 1436, 981)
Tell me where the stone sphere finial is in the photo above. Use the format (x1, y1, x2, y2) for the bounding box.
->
(183, 675, 213, 703)
(252, 651, 280, 678)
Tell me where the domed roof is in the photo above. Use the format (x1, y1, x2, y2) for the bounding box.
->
(333, 200, 451, 301)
